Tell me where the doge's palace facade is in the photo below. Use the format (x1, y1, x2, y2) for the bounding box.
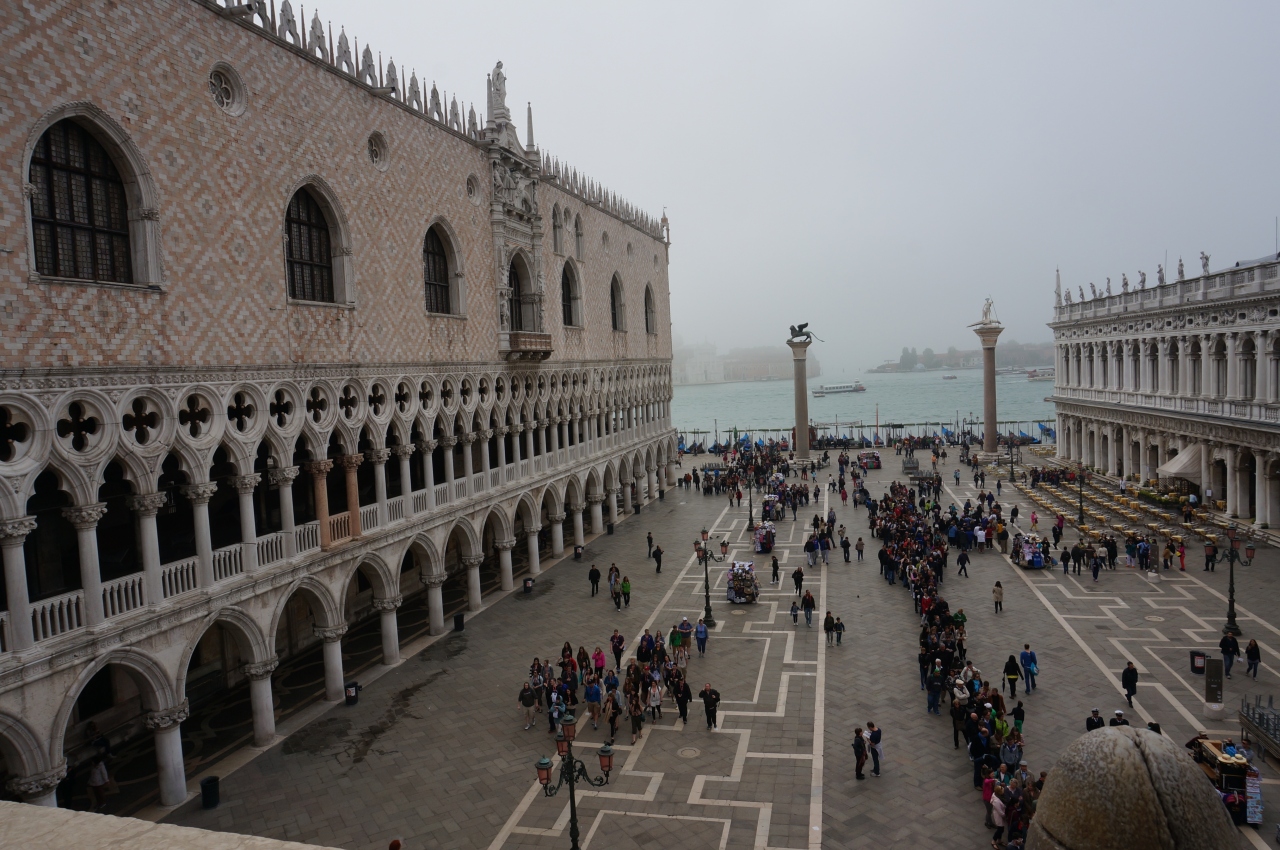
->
(1050, 254, 1280, 526)
(0, 0, 675, 808)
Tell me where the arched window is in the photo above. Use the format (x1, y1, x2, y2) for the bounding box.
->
(423, 227, 451, 314)
(29, 119, 132, 283)
(610, 275, 625, 331)
(644, 285, 657, 334)
(508, 262, 525, 331)
(561, 264, 578, 327)
(285, 188, 334, 302)
(574, 214, 584, 260)
(552, 205, 563, 254)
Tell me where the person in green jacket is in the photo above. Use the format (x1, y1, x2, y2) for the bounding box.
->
(621, 576, 631, 607)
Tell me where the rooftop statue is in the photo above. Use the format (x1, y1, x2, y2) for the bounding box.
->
(1105, 279, 1111, 296)
(1138, 270, 1146, 289)
(1157, 264, 1165, 286)
(1089, 282, 1097, 299)
(1120, 275, 1127, 293)
(1201, 252, 1211, 275)
(1178, 257, 1185, 280)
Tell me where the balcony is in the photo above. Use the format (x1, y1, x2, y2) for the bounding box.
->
(503, 331, 553, 361)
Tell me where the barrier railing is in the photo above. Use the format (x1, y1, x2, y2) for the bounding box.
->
(103, 572, 147, 616)
(388, 495, 406, 522)
(161, 557, 199, 599)
(360, 503, 379, 532)
(295, 521, 321, 554)
(32, 590, 84, 641)
(328, 512, 351, 544)
(412, 489, 431, 515)
(257, 533, 285, 567)
(212, 545, 243, 582)
(434, 483, 450, 505)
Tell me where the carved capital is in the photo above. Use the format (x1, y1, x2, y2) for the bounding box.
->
(303, 459, 334, 477)
(139, 206, 161, 221)
(0, 516, 37, 541)
(62, 503, 108, 529)
(145, 700, 190, 730)
(180, 483, 220, 504)
(568, 503, 585, 514)
(526, 524, 543, 536)
(338, 454, 364, 472)
(495, 425, 510, 436)
(509, 422, 525, 434)
(482, 428, 495, 440)
(422, 572, 447, 588)
(314, 625, 348, 642)
(129, 492, 172, 515)
(372, 595, 403, 612)
(494, 538, 517, 551)
(268, 465, 301, 486)
(242, 658, 279, 680)
(548, 512, 566, 523)
(417, 439, 439, 453)
(461, 554, 485, 569)
(6, 762, 68, 798)
(390, 444, 415, 459)
(586, 494, 606, 505)
(366, 448, 392, 465)
(439, 436, 458, 448)
(229, 473, 262, 495)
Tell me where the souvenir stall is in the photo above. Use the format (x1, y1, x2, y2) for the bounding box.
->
(761, 494, 780, 521)
(754, 521, 776, 553)
(725, 561, 760, 603)
(1012, 533, 1051, 569)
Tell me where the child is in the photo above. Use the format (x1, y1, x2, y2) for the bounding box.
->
(834, 617, 845, 646)
(790, 600, 800, 625)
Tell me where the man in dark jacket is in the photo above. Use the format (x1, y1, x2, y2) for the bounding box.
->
(588, 564, 601, 596)
(1109, 709, 1130, 727)
(1121, 661, 1139, 707)
(652, 545, 664, 574)
(700, 683, 721, 729)
(925, 662, 945, 715)
(1085, 708, 1106, 732)
(674, 678, 692, 725)
(1220, 633, 1241, 678)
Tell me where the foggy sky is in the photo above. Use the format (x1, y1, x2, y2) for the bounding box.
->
(311, 1, 1280, 371)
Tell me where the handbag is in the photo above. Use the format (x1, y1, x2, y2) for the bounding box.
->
(1029, 663, 1039, 676)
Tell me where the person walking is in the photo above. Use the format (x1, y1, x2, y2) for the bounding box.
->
(610, 630, 625, 670)
(957, 549, 969, 577)
(866, 721, 883, 777)
(992, 581, 1004, 614)
(1204, 542, 1217, 571)
(621, 575, 632, 608)
(628, 692, 645, 744)
(852, 727, 868, 781)
(790, 600, 800, 626)
(801, 590, 816, 627)
(792, 566, 805, 596)
(1003, 655, 1021, 698)
(1019, 644, 1038, 692)
(611, 582, 623, 611)
(835, 617, 845, 645)
(674, 677, 692, 725)
(855, 537, 865, 561)
(695, 618, 709, 656)
(771, 556, 780, 584)
(1121, 661, 1138, 707)
(700, 682, 721, 729)
(841, 535, 851, 562)
(653, 544, 664, 574)
(588, 564, 601, 596)
(823, 611, 836, 645)
(647, 531, 654, 559)
(1246, 639, 1261, 679)
(1220, 633, 1241, 679)
(86, 756, 111, 812)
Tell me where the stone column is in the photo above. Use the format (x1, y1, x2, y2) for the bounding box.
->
(524, 425, 536, 466)
(480, 429, 493, 481)
(145, 700, 190, 807)
(1157, 338, 1171, 395)
(526, 525, 542, 576)
(340, 455, 363, 538)
(305, 460, 334, 549)
(461, 433, 476, 484)
(63, 504, 108, 626)
(315, 625, 347, 701)
(5, 763, 67, 807)
(495, 538, 516, 591)
(368, 448, 390, 526)
(1200, 443, 1213, 503)
(176, 485, 217, 587)
(423, 574, 446, 635)
(1254, 453, 1268, 528)
(0, 518, 37, 651)
(128, 493, 168, 604)
(242, 659, 279, 747)
(372, 596, 402, 665)
(440, 436, 457, 490)
(786, 337, 813, 459)
(419, 440, 438, 510)
(269, 467, 299, 559)
(607, 487, 619, 523)
(392, 446, 414, 514)
(1055, 413, 1065, 459)
(569, 503, 586, 548)
(495, 426, 508, 470)
(1178, 336, 1191, 396)
(510, 424, 523, 465)
(646, 465, 657, 502)
(972, 319, 1004, 454)
(463, 555, 484, 611)
(1107, 425, 1119, 476)
(229, 474, 260, 572)
(587, 494, 605, 534)
(548, 512, 566, 556)
(1225, 445, 1239, 517)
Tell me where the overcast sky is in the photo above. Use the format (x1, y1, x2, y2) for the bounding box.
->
(314, 1, 1280, 371)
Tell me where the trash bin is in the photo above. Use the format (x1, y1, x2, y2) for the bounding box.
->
(344, 681, 361, 705)
(453, 612, 466, 631)
(634, 504, 641, 515)
(523, 577, 535, 593)
(606, 522, 615, 535)
(1190, 650, 1206, 674)
(658, 489, 665, 501)
(200, 776, 219, 809)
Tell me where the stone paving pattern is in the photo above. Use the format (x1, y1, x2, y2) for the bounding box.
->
(167, 456, 1272, 848)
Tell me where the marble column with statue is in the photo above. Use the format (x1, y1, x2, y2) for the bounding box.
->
(787, 323, 815, 460)
(970, 300, 1004, 455)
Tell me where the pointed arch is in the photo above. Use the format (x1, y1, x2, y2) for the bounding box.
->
(283, 174, 354, 304)
(51, 647, 176, 759)
(175, 606, 273, 697)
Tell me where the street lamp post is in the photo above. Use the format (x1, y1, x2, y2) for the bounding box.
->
(1077, 461, 1086, 527)
(1208, 524, 1254, 636)
(693, 540, 719, 627)
(534, 714, 613, 850)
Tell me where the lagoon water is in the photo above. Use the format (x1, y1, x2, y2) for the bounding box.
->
(671, 368, 1056, 439)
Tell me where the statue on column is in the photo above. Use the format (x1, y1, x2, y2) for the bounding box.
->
(1157, 264, 1165, 286)
(788, 323, 814, 342)
(1054, 269, 1062, 306)
(1200, 252, 1211, 275)
(1138, 270, 1146, 289)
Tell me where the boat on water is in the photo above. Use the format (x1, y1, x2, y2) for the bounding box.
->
(941, 374, 957, 380)
(1026, 368, 1055, 382)
(812, 382, 865, 397)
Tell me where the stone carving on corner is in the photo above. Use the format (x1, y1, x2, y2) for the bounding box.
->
(335, 28, 354, 75)
(277, 0, 300, 45)
(307, 13, 328, 61)
(359, 46, 377, 87)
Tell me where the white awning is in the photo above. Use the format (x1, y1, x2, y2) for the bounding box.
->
(1157, 443, 1201, 483)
